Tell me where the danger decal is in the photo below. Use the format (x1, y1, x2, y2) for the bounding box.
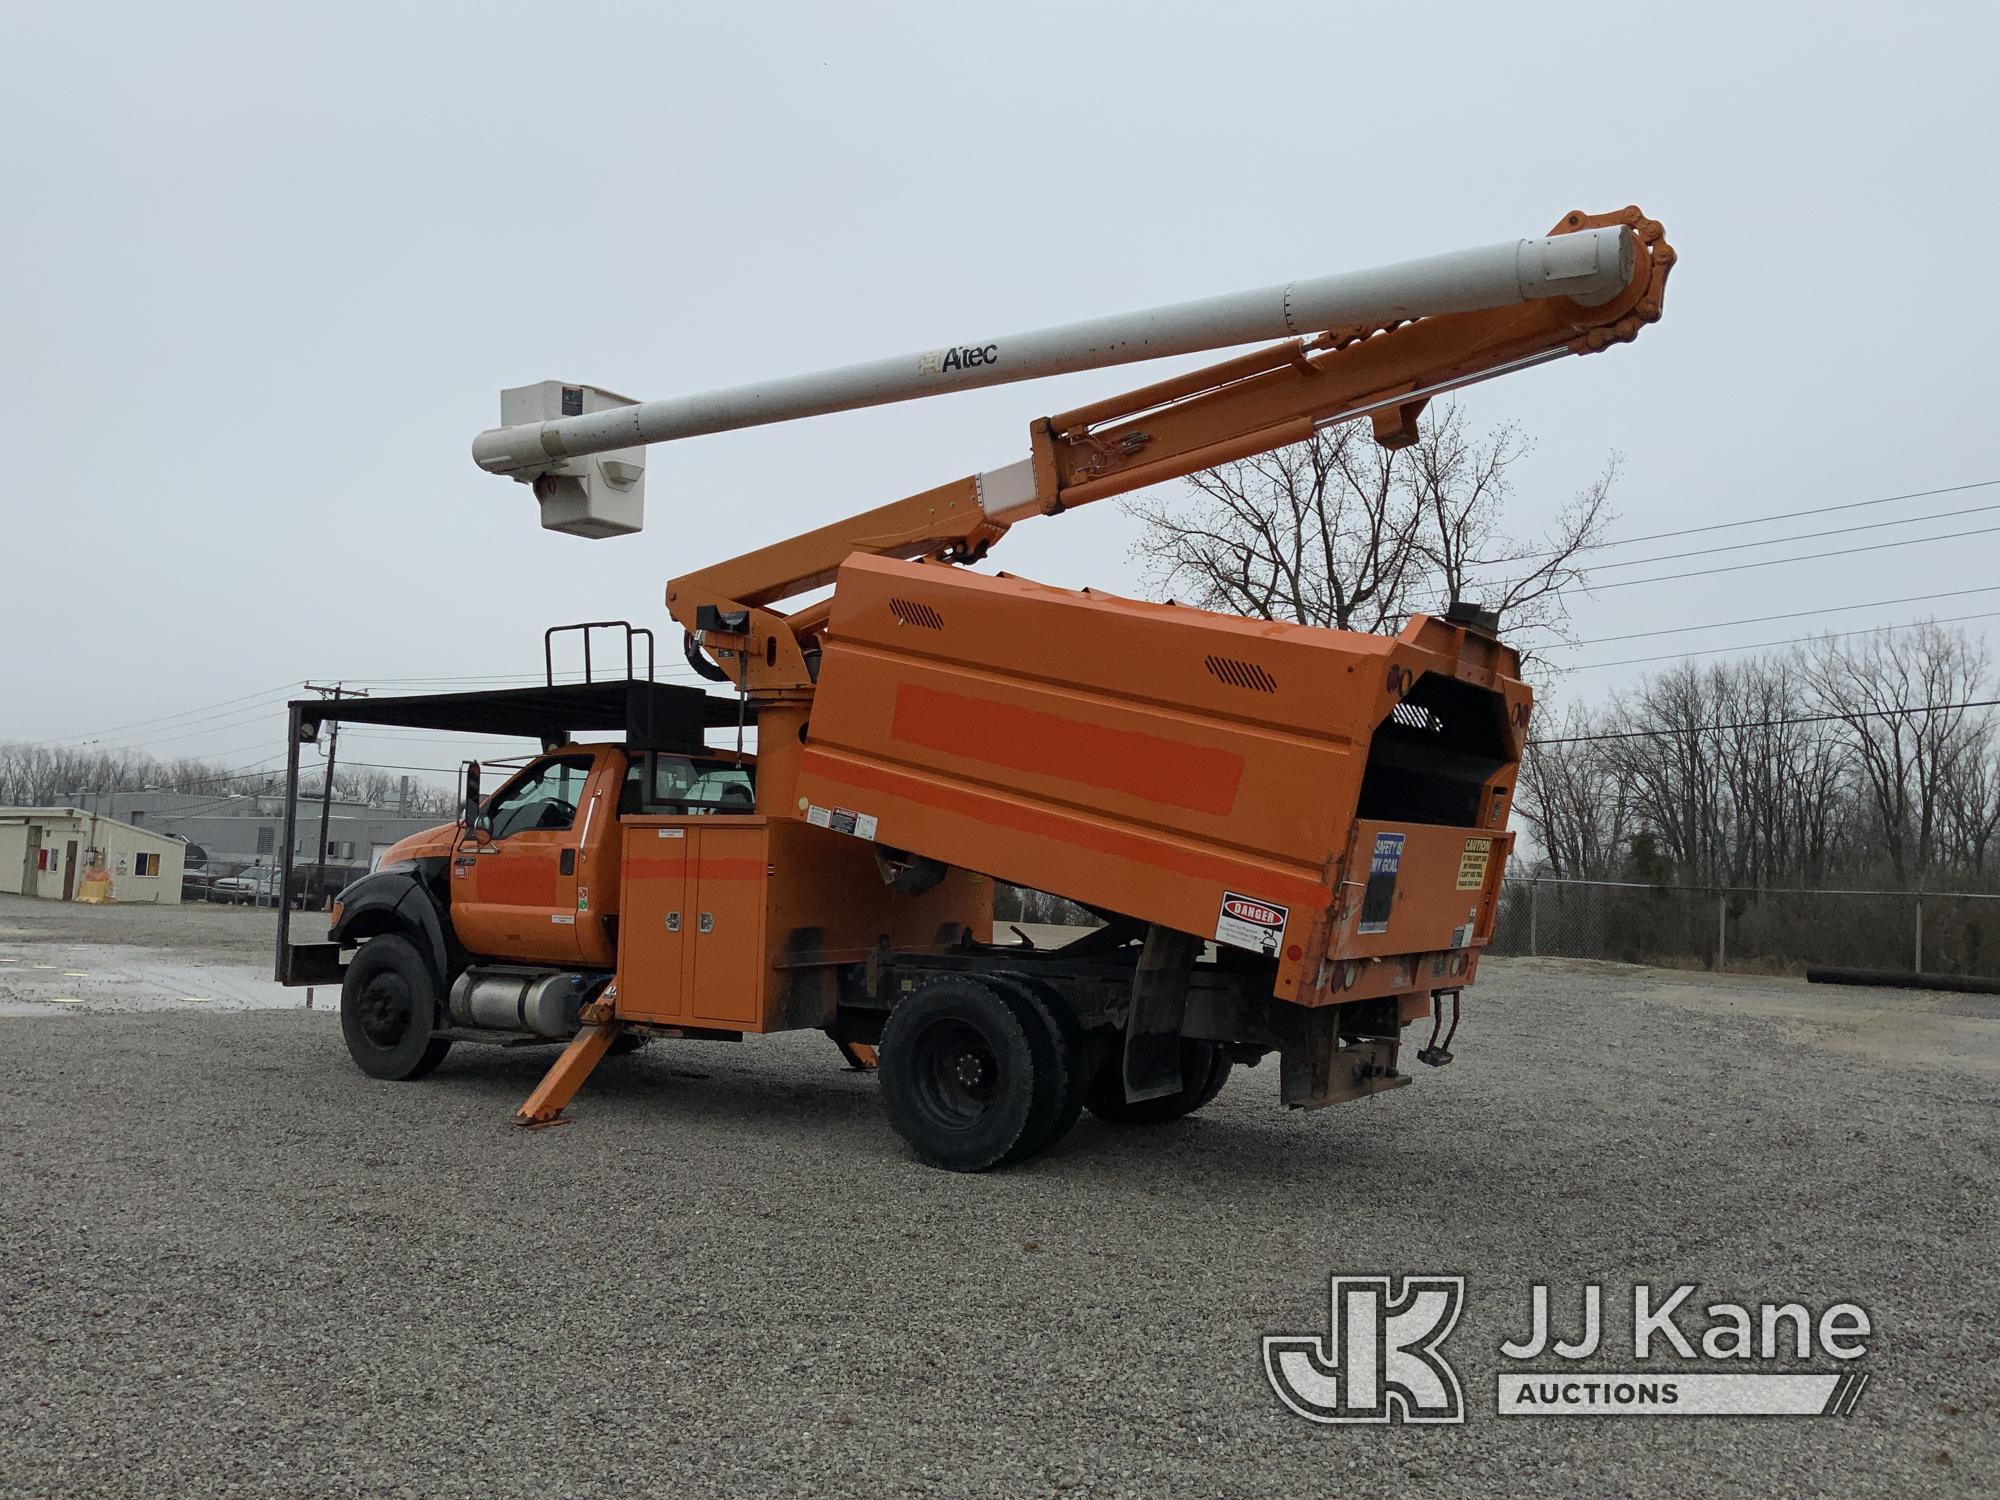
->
(1216, 891, 1288, 957)
(806, 803, 879, 841)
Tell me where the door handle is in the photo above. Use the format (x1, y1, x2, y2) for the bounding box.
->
(698, 912, 715, 934)
(559, 848, 576, 876)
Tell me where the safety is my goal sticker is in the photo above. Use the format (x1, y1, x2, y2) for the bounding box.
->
(1215, 891, 1288, 956)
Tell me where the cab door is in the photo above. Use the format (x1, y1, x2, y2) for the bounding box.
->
(452, 753, 597, 964)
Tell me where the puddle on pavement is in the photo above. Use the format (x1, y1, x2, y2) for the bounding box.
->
(0, 941, 325, 1012)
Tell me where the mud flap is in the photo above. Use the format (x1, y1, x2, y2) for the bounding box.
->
(1123, 925, 1201, 1101)
(1276, 1005, 1410, 1110)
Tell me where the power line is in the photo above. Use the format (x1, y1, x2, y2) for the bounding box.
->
(26, 685, 302, 751)
(1494, 477, 2000, 573)
(1562, 584, 2000, 647)
(1565, 609, 2000, 672)
(87, 704, 292, 752)
(1587, 477, 2000, 552)
(1531, 698, 2000, 748)
(1580, 523, 2000, 594)
(1586, 501, 2000, 574)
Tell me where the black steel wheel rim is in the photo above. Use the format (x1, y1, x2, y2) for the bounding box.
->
(909, 1017, 999, 1130)
(356, 970, 414, 1048)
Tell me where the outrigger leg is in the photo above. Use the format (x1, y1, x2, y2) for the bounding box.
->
(516, 1002, 626, 1128)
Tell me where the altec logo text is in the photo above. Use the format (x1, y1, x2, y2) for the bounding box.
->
(917, 344, 1000, 375)
(1265, 1277, 1873, 1423)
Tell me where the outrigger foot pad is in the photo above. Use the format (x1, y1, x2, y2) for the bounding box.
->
(514, 1020, 627, 1126)
(833, 1038, 879, 1071)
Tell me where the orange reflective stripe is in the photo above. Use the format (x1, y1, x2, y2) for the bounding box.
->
(890, 683, 1245, 816)
(691, 859, 766, 881)
(803, 749, 1329, 911)
(626, 857, 763, 882)
(624, 857, 684, 881)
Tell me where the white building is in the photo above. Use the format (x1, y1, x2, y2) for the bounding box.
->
(0, 807, 186, 904)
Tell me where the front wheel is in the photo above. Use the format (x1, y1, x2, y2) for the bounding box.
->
(339, 934, 452, 1081)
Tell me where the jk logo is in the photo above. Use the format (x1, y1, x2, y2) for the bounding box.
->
(1264, 1276, 1466, 1424)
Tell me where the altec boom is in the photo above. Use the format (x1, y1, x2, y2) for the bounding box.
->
(286, 207, 1673, 1170)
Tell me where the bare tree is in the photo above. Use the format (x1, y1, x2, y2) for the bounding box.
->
(1802, 622, 1990, 887)
(1513, 622, 1994, 894)
(1125, 399, 1617, 658)
(1125, 422, 1418, 633)
(1399, 404, 1618, 655)
(1516, 700, 1628, 879)
(1941, 727, 2000, 877)
(0, 740, 456, 816)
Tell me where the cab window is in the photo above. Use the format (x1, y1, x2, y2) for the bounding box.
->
(485, 756, 594, 839)
(620, 754, 756, 815)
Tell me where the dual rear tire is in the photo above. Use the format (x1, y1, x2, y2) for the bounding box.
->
(878, 973, 1082, 1172)
(876, 973, 1229, 1171)
(1083, 1039, 1230, 1126)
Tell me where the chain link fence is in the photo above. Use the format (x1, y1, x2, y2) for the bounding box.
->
(1488, 877, 2000, 979)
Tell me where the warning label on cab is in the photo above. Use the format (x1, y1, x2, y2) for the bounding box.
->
(1215, 891, 1288, 956)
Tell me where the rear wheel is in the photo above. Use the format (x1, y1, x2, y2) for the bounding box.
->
(339, 934, 452, 1081)
(878, 975, 1047, 1172)
(984, 974, 1085, 1162)
(1085, 1039, 1230, 1126)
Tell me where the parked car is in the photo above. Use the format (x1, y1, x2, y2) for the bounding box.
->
(209, 870, 280, 906)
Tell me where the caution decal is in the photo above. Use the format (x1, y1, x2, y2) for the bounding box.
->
(1456, 837, 1494, 890)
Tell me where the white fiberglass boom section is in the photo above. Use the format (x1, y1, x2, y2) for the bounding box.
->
(471, 226, 1634, 481)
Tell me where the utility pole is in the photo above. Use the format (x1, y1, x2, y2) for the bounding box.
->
(302, 682, 368, 909)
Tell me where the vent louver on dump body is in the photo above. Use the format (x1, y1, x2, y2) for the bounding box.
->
(1204, 655, 1278, 693)
(888, 598, 945, 630)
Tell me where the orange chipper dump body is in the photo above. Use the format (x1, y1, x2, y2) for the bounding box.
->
(290, 207, 1671, 1171)
(799, 556, 1525, 1012)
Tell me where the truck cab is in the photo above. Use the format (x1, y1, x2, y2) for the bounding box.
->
(357, 743, 760, 973)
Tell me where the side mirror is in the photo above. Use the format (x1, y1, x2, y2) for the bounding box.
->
(461, 761, 482, 831)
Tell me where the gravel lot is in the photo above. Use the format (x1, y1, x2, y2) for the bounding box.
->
(3, 894, 1995, 1498)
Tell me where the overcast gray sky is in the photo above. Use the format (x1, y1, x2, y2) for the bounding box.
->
(5, 2, 1996, 781)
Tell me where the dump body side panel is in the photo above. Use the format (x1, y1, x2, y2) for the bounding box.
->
(795, 555, 1527, 1003)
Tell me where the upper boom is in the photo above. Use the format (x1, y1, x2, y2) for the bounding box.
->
(470, 206, 1672, 701)
(472, 224, 1636, 538)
